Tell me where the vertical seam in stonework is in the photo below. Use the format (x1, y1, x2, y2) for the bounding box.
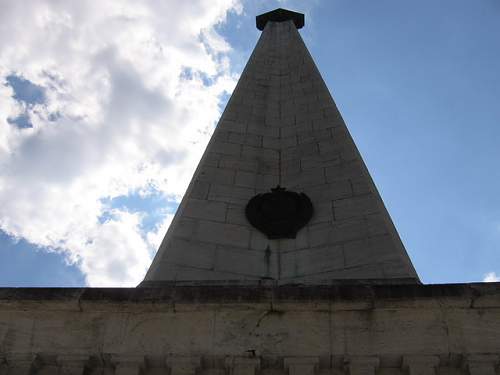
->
(277, 243, 281, 280)
(328, 298, 333, 369)
(263, 22, 281, 282)
(76, 288, 85, 312)
(437, 297, 451, 355)
(275, 23, 282, 187)
(275, 23, 282, 281)
(211, 308, 217, 352)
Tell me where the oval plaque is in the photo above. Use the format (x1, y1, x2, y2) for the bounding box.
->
(245, 185, 314, 239)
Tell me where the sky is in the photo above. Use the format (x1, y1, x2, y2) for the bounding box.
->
(0, 0, 499, 287)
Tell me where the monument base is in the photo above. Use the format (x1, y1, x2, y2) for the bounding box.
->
(0, 283, 499, 374)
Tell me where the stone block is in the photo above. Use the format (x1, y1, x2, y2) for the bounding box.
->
(323, 106, 342, 119)
(340, 144, 358, 162)
(281, 159, 301, 175)
(246, 124, 280, 137)
(155, 263, 241, 281)
(282, 141, 318, 160)
(282, 168, 326, 189)
(4, 353, 34, 375)
(219, 157, 259, 173)
(284, 357, 319, 375)
(309, 201, 333, 225)
(217, 119, 247, 134)
(276, 238, 296, 252)
(171, 218, 197, 239)
(264, 116, 281, 128)
(165, 238, 215, 270)
(262, 135, 297, 149)
(235, 171, 278, 189)
(325, 161, 364, 183)
(295, 228, 309, 249)
(317, 140, 341, 156)
(306, 181, 352, 202)
(208, 184, 255, 205)
(226, 206, 249, 226)
(312, 118, 339, 131)
(333, 195, 379, 220)
(242, 145, 279, 161)
(332, 126, 349, 141)
(308, 218, 366, 248)
(296, 109, 320, 124)
(464, 354, 499, 375)
(228, 132, 262, 147)
(215, 246, 272, 277)
(190, 180, 210, 200)
(197, 221, 251, 248)
(203, 152, 221, 167)
(297, 128, 332, 144)
(167, 356, 201, 375)
(366, 213, 389, 236)
(402, 355, 440, 375)
(198, 166, 235, 185)
(351, 176, 371, 196)
(300, 154, 341, 170)
(222, 107, 240, 121)
(57, 354, 89, 375)
(307, 222, 331, 248)
(257, 159, 279, 175)
(214, 130, 229, 142)
(345, 356, 379, 375)
(212, 141, 241, 156)
(382, 260, 416, 278)
(281, 123, 312, 138)
(225, 357, 260, 375)
(249, 230, 269, 251)
(112, 355, 145, 375)
(281, 245, 344, 278)
(344, 235, 396, 268)
(183, 199, 227, 223)
(290, 263, 384, 282)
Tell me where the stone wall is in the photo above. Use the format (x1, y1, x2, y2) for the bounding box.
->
(0, 283, 499, 374)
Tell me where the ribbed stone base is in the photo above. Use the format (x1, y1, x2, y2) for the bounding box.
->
(0, 283, 499, 374)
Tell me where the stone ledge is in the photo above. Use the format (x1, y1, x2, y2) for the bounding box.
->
(0, 282, 499, 307)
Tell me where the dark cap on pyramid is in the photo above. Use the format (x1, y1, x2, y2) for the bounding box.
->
(256, 8, 304, 30)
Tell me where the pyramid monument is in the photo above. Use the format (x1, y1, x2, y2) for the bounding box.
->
(142, 8, 418, 286)
(0, 9, 499, 375)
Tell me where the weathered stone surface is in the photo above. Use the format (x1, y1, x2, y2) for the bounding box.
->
(3, 283, 497, 373)
(284, 357, 318, 375)
(225, 357, 260, 375)
(167, 356, 201, 375)
(57, 354, 90, 375)
(464, 354, 499, 375)
(402, 355, 440, 375)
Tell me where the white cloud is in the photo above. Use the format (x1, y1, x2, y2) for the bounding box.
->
(483, 272, 500, 283)
(0, 0, 242, 286)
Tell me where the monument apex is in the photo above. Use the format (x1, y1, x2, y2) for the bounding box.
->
(256, 8, 304, 30)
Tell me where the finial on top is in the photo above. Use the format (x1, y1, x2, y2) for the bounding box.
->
(256, 8, 305, 31)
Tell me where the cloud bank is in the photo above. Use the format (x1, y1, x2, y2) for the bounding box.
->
(483, 272, 500, 283)
(0, 1, 241, 286)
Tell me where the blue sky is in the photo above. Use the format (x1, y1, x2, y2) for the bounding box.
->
(1, 0, 499, 286)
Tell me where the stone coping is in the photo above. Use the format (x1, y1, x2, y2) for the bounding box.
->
(0, 282, 499, 305)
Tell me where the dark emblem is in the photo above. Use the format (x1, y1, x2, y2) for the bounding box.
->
(245, 185, 314, 239)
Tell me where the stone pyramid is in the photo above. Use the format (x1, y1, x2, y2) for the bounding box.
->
(142, 9, 419, 286)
